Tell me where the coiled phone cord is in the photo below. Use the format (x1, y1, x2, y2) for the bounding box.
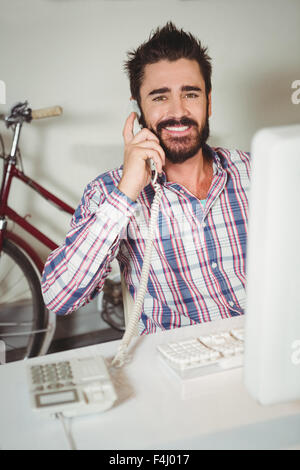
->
(111, 163, 163, 368)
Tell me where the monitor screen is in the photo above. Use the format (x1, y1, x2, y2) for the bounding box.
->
(244, 124, 300, 405)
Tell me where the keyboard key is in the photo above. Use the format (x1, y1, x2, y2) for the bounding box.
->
(157, 328, 245, 377)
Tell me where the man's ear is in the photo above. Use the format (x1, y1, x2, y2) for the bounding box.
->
(130, 97, 141, 119)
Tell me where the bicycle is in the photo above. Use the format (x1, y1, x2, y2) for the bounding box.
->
(0, 101, 75, 362)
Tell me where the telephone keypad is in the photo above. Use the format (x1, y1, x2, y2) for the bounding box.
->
(30, 361, 74, 391)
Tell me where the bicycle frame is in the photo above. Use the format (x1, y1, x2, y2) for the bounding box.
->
(0, 123, 74, 273)
(0, 109, 76, 359)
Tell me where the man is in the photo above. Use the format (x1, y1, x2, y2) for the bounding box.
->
(42, 22, 250, 335)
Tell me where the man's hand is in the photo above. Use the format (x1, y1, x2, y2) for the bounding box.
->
(118, 112, 165, 202)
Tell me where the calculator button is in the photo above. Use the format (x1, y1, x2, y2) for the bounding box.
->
(47, 383, 58, 390)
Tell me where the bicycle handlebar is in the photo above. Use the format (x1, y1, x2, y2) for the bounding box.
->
(31, 106, 63, 120)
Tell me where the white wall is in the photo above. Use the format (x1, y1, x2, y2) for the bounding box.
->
(0, 0, 299, 262)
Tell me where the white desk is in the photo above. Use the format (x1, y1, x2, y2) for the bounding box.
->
(1, 317, 300, 450)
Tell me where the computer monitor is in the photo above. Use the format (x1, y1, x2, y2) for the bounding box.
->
(244, 123, 300, 405)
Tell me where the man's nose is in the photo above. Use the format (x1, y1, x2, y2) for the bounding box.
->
(167, 97, 187, 119)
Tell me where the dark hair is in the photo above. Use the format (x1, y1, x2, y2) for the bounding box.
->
(124, 22, 212, 104)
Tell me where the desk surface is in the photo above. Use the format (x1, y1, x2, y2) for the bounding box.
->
(1, 317, 300, 450)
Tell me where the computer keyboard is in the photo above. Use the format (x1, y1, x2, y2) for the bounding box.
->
(157, 320, 245, 380)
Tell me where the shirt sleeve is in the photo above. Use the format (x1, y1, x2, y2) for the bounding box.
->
(41, 177, 138, 315)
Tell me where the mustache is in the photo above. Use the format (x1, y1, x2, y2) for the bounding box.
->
(156, 117, 198, 133)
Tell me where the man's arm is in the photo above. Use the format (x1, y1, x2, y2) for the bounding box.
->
(41, 175, 138, 315)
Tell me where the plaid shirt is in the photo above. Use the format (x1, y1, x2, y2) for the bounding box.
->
(42, 145, 250, 334)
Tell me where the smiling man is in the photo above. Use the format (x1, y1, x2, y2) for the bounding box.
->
(42, 23, 250, 334)
(119, 57, 213, 203)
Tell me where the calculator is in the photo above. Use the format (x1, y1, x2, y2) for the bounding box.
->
(27, 355, 117, 418)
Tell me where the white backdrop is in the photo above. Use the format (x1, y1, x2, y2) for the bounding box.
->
(0, 0, 299, 261)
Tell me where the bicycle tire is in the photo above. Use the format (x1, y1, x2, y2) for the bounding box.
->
(0, 239, 48, 362)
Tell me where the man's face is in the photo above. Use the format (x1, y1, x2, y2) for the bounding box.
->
(139, 58, 211, 164)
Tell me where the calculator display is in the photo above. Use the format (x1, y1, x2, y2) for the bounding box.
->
(36, 390, 79, 407)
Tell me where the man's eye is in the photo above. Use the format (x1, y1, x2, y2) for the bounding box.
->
(153, 96, 166, 102)
(185, 93, 199, 99)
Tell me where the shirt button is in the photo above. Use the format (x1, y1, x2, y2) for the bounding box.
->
(179, 189, 185, 194)
(229, 301, 235, 307)
(203, 222, 206, 228)
(211, 262, 217, 269)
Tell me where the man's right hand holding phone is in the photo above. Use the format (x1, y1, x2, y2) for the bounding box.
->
(118, 112, 165, 202)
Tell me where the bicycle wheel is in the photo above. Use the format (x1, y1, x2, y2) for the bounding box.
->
(0, 239, 48, 362)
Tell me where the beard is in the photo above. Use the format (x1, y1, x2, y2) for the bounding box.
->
(140, 105, 210, 164)
(157, 116, 210, 164)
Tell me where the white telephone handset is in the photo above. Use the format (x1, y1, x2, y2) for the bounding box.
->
(130, 99, 158, 183)
(111, 101, 163, 367)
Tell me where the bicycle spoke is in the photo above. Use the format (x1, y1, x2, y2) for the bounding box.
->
(0, 240, 48, 361)
(0, 259, 32, 303)
(0, 290, 31, 304)
(0, 256, 16, 283)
